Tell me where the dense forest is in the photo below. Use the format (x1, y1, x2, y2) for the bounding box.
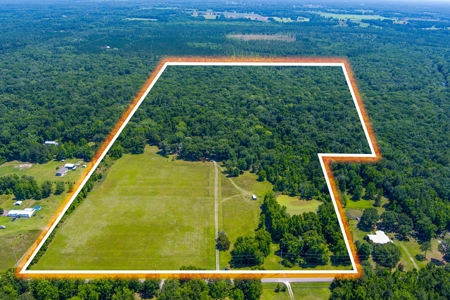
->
(0, 268, 263, 300)
(1, 0, 450, 297)
(115, 65, 368, 198)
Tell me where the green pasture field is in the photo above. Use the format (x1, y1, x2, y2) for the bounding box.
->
(32, 146, 216, 270)
(218, 171, 272, 269)
(261, 283, 290, 300)
(314, 11, 392, 21)
(0, 159, 86, 183)
(276, 195, 322, 215)
(291, 282, 331, 299)
(0, 159, 90, 272)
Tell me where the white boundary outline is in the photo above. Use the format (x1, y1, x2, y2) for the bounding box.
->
(19, 61, 376, 276)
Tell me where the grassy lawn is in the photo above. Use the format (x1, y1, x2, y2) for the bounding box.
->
(218, 171, 271, 269)
(291, 282, 331, 299)
(276, 195, 322, 215)
(32, 146, 215, 270)
(231, 171, 273, 199)
(0, 159, 87, 184)
(0, 230, 41, 272)
(0, 160, 90, 272)
(261, 283, 290, 300)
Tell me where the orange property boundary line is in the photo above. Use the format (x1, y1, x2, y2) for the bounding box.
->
(17, 57, 381, 280)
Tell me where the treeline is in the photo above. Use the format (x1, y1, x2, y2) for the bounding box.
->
(0, 175, 69, 200)
(330, 263, 450, 299)
(0, 268, 262, 300)
(230, 192, 350, 268)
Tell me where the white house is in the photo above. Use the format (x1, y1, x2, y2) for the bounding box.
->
(7, 208, 35, 218)
(44, 141, 59, 146)
(367, 230, 392, 244)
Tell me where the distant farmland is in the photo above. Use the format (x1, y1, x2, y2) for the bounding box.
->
(227, 34, 296, 42)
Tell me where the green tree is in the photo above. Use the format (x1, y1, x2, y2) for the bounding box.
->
(398, 225, 412, 240)
(358, 208, 379, 231)
(55, 181, 65, 195)
(372, 243, 401, 268)
(257, 170, 266, 182)
(31, 280, 59, 300)
(216, 231, 231, 251)
(379, 211, 398, 232)
(356, 240, 372, 261)
(365, 182, 376, 199)
(41, 181, 53, 198)
(141, 279, 160, 299)
(374, 191, 382, 207)
(111, 287, 135, 300)
(228, 288, 244, 300)
(352, 185, 363, 200)
(415, 217, 437, 241)
(208, 279, 231, 300)
(108, 144, 124, 160)
(420, 241, 432, 259)
(234, 279, 262, 300)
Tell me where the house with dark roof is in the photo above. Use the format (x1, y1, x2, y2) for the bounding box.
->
(56, 167, 68, 176)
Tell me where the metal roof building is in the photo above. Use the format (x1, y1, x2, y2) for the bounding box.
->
(7, 208, 35, 218)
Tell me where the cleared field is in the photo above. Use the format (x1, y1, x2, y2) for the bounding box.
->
(291, 282, 331, 299)
(32, 146, 215, 270)
(261, 283, 291, 300)
(218, 171, 272, 269)
(314, 11, 392, 21)
(226, 34, 296, 42)
(0, 159, 86, 183)
(276, 195, 322, 215)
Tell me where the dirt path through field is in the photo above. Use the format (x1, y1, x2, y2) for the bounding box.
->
(213, 161, 219, 270)
(399, 242, 419, 269)
(217, 165, 253, 196)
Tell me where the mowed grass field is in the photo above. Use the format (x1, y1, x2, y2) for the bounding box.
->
(276, 195, 322, 215)
(0, 159, 90, 272)
(218, 170, 272, 269)
(32, 146, 216, 270)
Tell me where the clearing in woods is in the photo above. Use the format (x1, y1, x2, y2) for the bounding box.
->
(32, 146, 216, 270)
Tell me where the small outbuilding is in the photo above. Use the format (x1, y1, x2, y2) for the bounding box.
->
(56, 167, 68, 176)
(44, 141, 59, 146)
(13, 201, 22, 206)
(367, 230, 392, 244)
(252, 195, 257, 200)
(7, 208, 35, 218)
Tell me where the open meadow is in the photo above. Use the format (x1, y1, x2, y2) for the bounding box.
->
(32, 146, 216, 270)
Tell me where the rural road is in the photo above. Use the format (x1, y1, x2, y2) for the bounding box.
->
(213, 161, 219, 270)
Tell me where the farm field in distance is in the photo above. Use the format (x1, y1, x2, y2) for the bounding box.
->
(32, 146, 216, 270)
